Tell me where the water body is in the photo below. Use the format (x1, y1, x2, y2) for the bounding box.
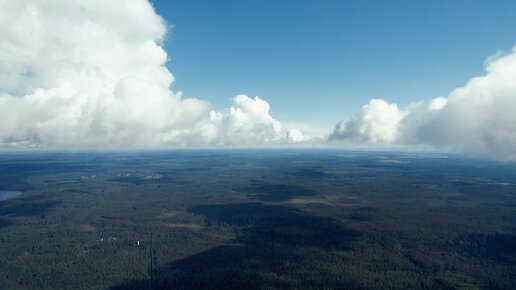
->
(0, 190, 21, 201)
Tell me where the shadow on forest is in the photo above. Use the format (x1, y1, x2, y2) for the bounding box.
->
(0, 218, 12, 229)
(0, 195, 60, 229)
(110, 202, 360, 290)
(455, 232, 516, 263)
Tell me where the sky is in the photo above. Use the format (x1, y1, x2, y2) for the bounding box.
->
(1, 0, 516, 161)
(151, 0, 516, 128)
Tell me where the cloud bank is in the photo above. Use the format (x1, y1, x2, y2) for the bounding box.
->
(330, 47, 516, 160)
(0, 0, 305, 147)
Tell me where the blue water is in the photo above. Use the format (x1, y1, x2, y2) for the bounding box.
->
(0, 190, 21, 201)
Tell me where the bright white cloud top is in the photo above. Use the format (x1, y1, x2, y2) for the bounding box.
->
(1, 0, 516, 160)
(0, 0, 301, 147)
(331, 47, 516, 160)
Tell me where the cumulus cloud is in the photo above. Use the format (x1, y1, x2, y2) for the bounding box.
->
(286, 129, 310, 144)
(330, 99, 406, 145)
(188, 95, 286, 146)
(4, 0, 515, 159)
(0, 0, 304, 147)
(330, 46, 516, 160)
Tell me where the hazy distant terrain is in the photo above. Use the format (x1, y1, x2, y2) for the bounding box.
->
(0, 150, 515, 289)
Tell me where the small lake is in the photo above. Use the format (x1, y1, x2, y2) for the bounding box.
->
(0, 190, 21, 201)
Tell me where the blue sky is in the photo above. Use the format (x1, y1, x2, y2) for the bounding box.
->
(152, 0, 516, 129)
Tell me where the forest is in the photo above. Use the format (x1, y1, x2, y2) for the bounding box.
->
(0, 150, 514, 289)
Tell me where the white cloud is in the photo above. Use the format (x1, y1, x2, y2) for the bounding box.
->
(3, 0, 515, 159)
(330, 46, 516, 160)
(0, 0, 305, 147)
(286, 129, 310, 144)
(330, 99, 406, 145)
(189, 95, 285, 146)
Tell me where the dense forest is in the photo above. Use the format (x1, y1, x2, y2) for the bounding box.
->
(0, 150, 515, 289)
